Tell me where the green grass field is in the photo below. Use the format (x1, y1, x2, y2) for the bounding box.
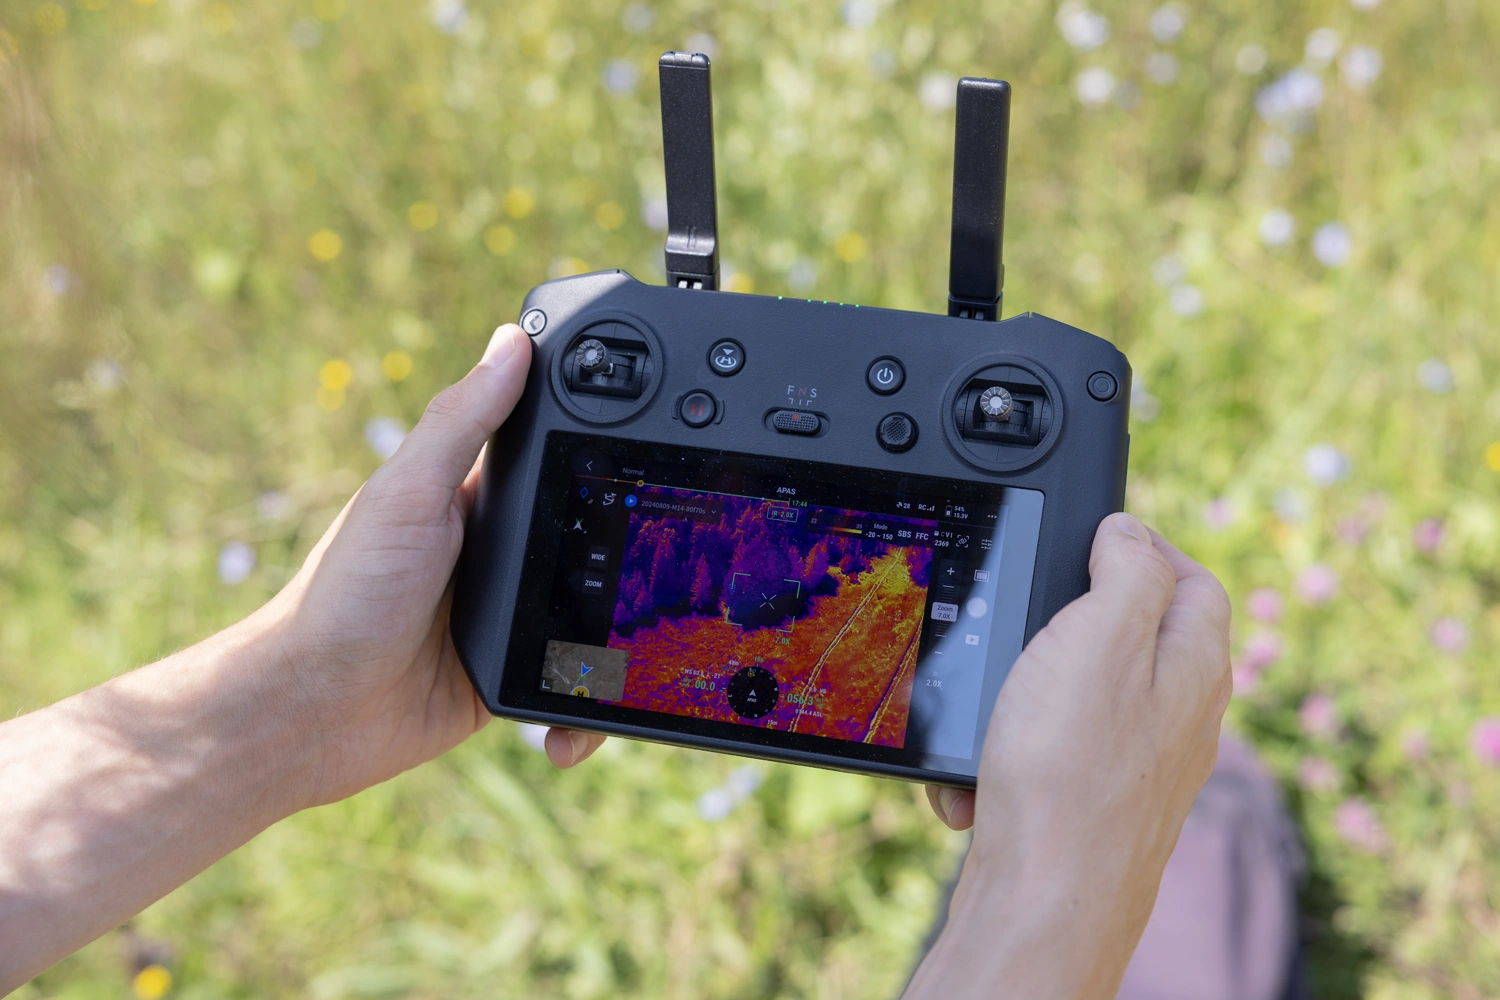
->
(3, 0, 1500, 996)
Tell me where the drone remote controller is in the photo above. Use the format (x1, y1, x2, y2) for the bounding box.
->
(452, 54, 1131, 788)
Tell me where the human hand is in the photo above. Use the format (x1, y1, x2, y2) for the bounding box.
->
(257, 323, 606, 808)
(908, 513, 1231, 999)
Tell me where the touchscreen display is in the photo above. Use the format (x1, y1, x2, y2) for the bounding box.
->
(522, 433, 1044, 764)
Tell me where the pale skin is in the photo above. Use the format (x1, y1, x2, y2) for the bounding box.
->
(0, 322, 1231, 997)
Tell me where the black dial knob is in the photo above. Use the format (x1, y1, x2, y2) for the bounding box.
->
(725, 665, 779, 720)
(877, 412, 918, 453)
(979, 385, 1013, 419)
(575, 339, 613, 375)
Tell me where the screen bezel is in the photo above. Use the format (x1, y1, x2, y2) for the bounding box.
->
(496, 431, 1045, 780)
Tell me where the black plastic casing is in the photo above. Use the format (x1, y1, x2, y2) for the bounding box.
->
(451, 270, 1131, 788)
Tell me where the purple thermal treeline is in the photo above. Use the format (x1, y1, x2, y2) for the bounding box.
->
(613, 491, 897, 634)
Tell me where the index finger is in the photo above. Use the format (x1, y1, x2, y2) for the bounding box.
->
(1146, 529, 1232, 639)
(925, 784, 976, 830)
(1145, 529, 1232, 703)
(544, 729, 608, 769)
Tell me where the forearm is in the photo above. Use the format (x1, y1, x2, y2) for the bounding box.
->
(903, 840, 1158, 1000)
(0, 608, 313, 989)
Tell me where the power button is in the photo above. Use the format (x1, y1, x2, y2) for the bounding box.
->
(866, 357, 905, 395)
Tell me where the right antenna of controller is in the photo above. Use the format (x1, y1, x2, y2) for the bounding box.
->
(947, 77, 1011, 322)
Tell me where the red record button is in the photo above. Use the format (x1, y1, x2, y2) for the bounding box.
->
(679, 391, 717, 427)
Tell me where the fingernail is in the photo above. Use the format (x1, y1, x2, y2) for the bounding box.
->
(479, 324, 520, 368)
(1114, 513, 1146, 540)
(567, 730, 589, 765)
(938, 787, 962, 824)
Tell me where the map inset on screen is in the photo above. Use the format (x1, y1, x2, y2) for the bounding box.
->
(541, 640, 628, 701)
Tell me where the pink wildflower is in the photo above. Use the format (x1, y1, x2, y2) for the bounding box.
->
(1246, 588, 1283, 623)
(1295, 563, 1339, 604)
(1299, 693, 1339, 739)
(1297, 756, 1339, 792)
(1430, 617, 1469, 654)
(1334, 516, 1370, 545)
(1202, 497, 1235, 530)
(1401, 729, 1430, 761)
(1240, 631, 1283, 672)
(1412, 517, 1445, 554)
(1470, 718, 1500, 766)
(1333, 798, 1388, 854)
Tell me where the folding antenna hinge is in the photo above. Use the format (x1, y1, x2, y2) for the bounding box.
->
(947, 77, 1011, 321)
(659, 51, 720, 291)
(948, 290, 1004, 322)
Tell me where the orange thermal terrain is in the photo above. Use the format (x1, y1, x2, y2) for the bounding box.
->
(611, 550, 926, 747)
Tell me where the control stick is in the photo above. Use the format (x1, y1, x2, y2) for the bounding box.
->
(575, 338, 613, 376)
(979, 385, 1013, 419)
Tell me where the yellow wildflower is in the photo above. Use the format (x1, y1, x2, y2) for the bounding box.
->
(382, 350, 413, 382)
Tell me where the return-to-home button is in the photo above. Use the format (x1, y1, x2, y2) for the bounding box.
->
(771, 410, 821, 435)
(867, 357, 905, 395)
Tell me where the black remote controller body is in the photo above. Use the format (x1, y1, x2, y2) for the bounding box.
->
(451, 56, 1130, 788)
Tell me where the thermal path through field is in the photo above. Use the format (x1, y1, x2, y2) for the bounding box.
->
(611, 550, 927, 746)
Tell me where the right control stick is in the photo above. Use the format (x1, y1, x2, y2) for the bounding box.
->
(575, 338, 613, 376)
(978, 385, 1013, 419)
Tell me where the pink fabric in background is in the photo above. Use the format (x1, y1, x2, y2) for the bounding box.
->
(1116, 735, 1303, 1000)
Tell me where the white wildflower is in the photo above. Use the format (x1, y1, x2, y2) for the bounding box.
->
(1304, 27, 1341, 66)
(1057, 1, 1110, 50)
(1259, 208, 1296, 247)
(365, 418, 407, 461)
(1075, 67, 1116, 106)
(1312, 222, 1352, 267)
(1418, 359, 1453, 394)
(1149, 4, 1185, 43)
(217, 542, 256, 585)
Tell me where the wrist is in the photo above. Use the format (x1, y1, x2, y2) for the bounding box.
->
(123, 601, 325, 823)
(225, 596, 328, 817)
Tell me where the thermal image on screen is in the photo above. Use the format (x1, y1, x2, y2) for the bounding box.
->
(604, 487, 936, 748)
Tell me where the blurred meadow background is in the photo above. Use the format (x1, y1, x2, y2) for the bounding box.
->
(3, 0, 1500, 995)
